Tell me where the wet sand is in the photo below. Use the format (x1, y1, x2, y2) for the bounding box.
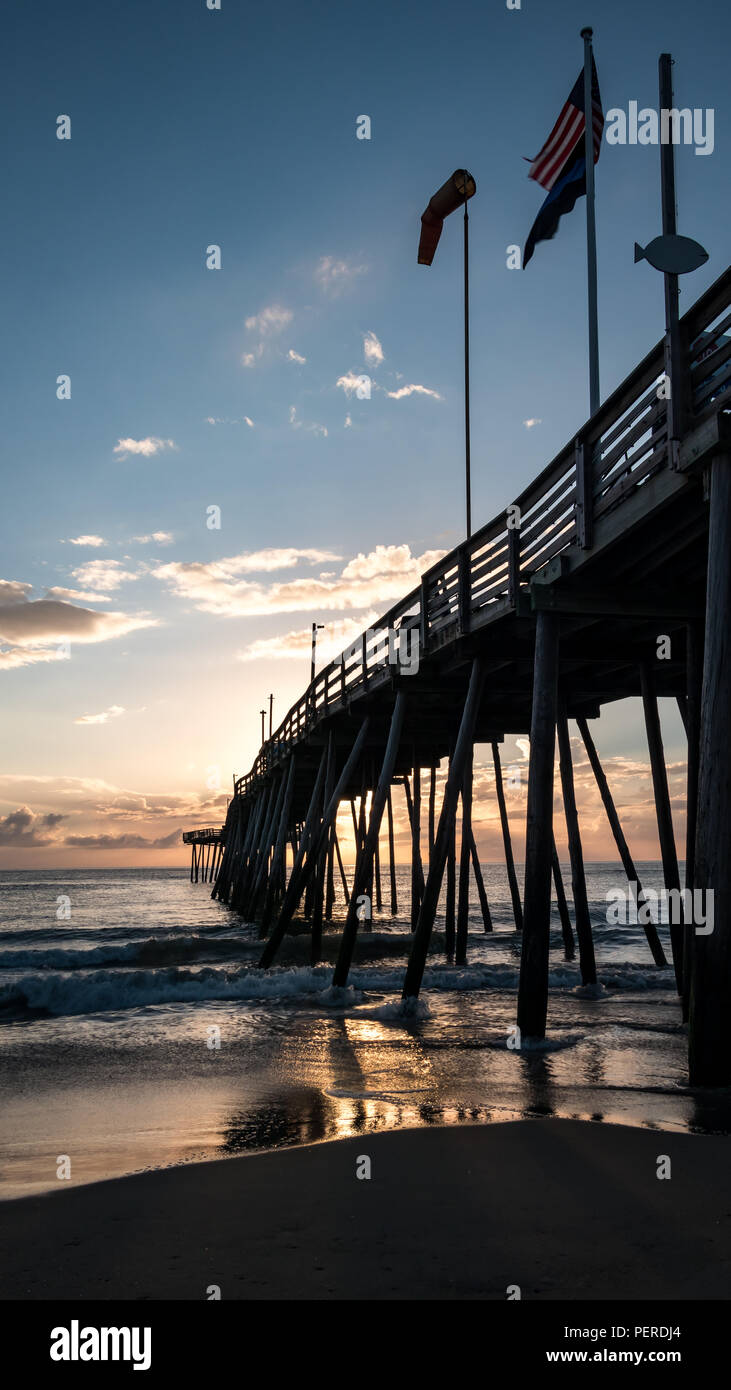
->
(2, 1119, 730, 1300)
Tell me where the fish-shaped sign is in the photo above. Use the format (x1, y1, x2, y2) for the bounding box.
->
(634, 234, 709, 274)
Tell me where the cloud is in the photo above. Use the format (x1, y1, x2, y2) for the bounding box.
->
(523, 418, 542, 429)
(315, 255, 368, 295)
(63, 829, 183, 850)
(132, 532, 174, 546)
(245, 305, 292, 336)
(70, 560, 137, 592)
(113, 437, 177, 458)
(344, 414, 352, 428)
(288, 405, 327, 437)
(363, 331, 384, 366)
(153, 543, 446, 618)
(287, 349, 306, 364)
(0, 807, 65, 847)
(385, 383, 442, 401)
(67, 535, 106, 547)
(0, 581, 157, 670)
(238, 612, 381, 663)
(242, 305, 293, 367)
(74, 705, 126, 726)
(0, 773, 227, 824)
(205, 416, 254, 427)
(44, 587, 111, 604)
(335, 371, 366, 397)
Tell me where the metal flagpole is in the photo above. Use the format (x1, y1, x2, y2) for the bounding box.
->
(463, 194, 471, 539)
(581, 26, 600, 416)
(659, 52, 684, 457)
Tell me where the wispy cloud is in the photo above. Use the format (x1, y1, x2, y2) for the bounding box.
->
(363, 331, 384, 366)
(335, 371, 365, 397)
(287, 349, 306, 364)
(113, 437, 177, 458)
(242, 305, 293, 368)
(385, 383, 442, 401)
(238, 612, 381, 663)
(288, 405, 327, 437)
(245, 305, 292, 336)
(132, 532, 174, 546)
(74, 705, 126, 726)
(44, 587, 111, 605)
(205, 416, 254, 427)
(315, 255, 368, 295)
(71, 560, 137, 592)
(67, 535, 106, 548)
(523, 418, 542, 429)
(153, 543, 445, 618)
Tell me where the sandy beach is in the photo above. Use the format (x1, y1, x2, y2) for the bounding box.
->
(3, 1119, 730, 1301)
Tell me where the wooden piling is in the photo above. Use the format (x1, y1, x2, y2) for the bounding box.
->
(517, 612, 560, 1040)
(445, 815, 456, 955)
(456, 747, 474, 965)
(311, 733, 335, 963)
(374, 836, 383, 915)
(682, 620, 703, 1019)
(557, 709, 597, 986)
(325, 830, 335, 920)
(411, 758, 422, 930)
(248, 772, 287, 919)
(403, 659, 486, 1001)
(577, 715, 665, 967)
(469, 831, 492, 932)
(386, 786, 398, 916)
(333, 830, 350, 905)
(333, 694, 407, 986)
(491, 741, 523, 932)
(551, 838, 575, 960)
(689, 454, 731, 1086)
(260, 755, 297, 935)
(640, 662, 683, 991)
(260, 720, 371, 968)
(259, 745, 328, 966)
(428, 763, 436, 856)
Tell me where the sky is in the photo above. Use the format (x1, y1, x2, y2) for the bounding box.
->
(1, 0, 728, 867)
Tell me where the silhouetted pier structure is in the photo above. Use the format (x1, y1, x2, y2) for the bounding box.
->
(186, 266, 731, 1086)
(182, 826, 226, 883)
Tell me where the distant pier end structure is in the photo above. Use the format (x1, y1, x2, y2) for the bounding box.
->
(186, 266, 731, 1087)
(182, 826, 226, 884)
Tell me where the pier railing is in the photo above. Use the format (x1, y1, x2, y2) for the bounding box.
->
(182, 826, 226, 843)
(235, 267, 731, 800)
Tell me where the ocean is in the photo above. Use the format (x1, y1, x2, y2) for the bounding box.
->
(1, 863, 728, 1199)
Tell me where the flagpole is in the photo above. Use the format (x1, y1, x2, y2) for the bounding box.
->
(581, 26, 600, 416)
(659, 52, 684, 454)
(463, 194, 471, 539)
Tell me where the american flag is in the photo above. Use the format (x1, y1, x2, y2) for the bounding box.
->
(528, 61, 604, 191)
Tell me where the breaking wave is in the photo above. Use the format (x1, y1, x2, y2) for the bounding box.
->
(0, 956, 674, 1021)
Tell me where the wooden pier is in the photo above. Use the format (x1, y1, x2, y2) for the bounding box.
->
(182, 826, 226, 884)
(185, 266, 731, 1086)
